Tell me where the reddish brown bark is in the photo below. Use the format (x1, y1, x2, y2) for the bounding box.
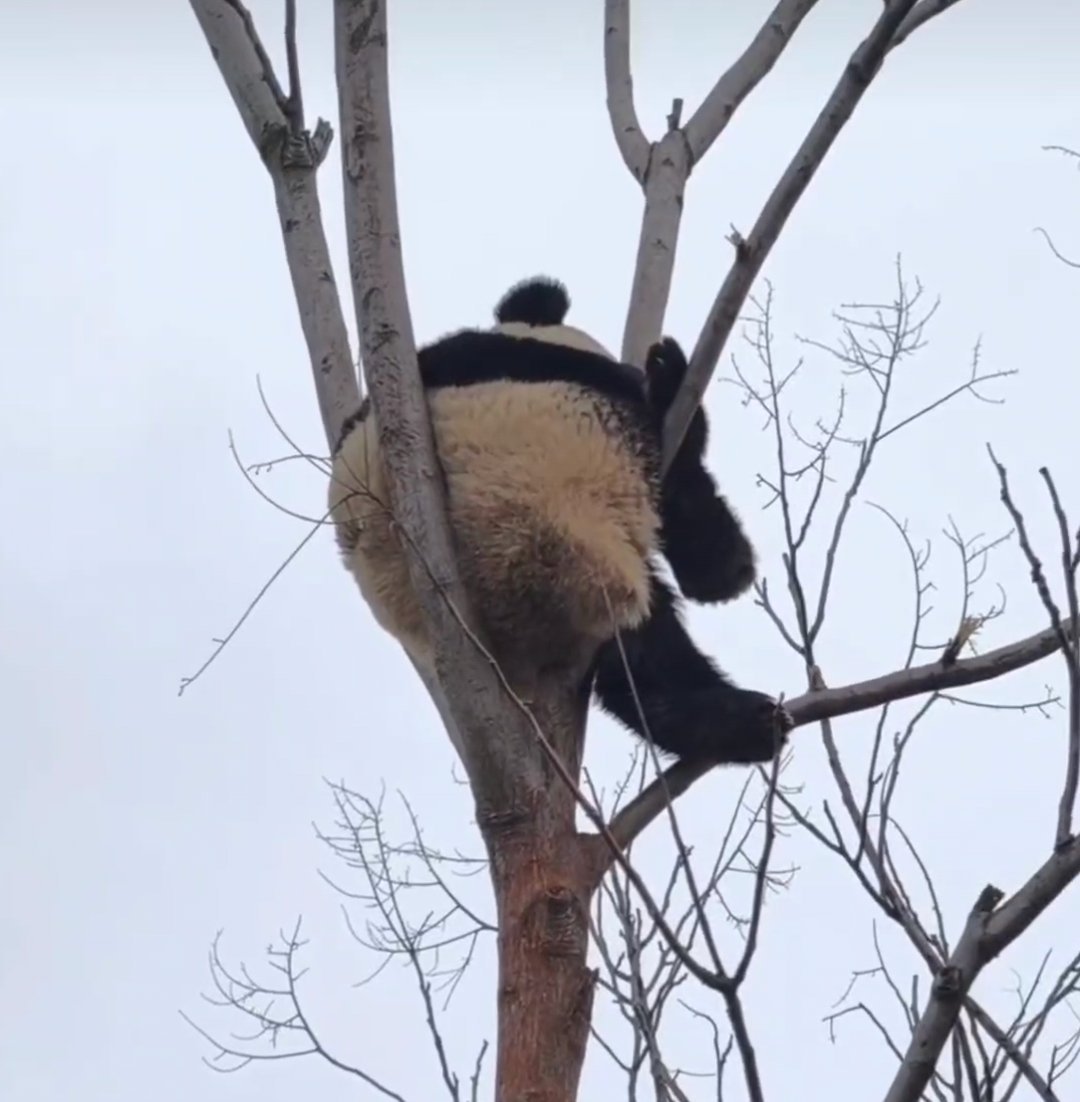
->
(490, 829, 597, 1101)
(480, 687, 603, 1102)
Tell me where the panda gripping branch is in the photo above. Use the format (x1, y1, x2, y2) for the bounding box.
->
(328, 276, 791, 768)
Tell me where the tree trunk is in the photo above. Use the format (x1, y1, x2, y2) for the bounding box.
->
(481, 682, 600, 1102)
(490, 830, 596, 1101)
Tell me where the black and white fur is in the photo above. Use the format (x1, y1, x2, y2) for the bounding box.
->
(328, 276, 789, 766)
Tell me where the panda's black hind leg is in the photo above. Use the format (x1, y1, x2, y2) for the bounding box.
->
(591, 571, 790, 765)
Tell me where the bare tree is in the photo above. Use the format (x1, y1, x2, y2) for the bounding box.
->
(182, 2, 1077, 1100)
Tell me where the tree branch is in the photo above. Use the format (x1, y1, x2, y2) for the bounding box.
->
(332, 0, 546, 810)
(889, 0, 967, 51)
(189, 0, 357, 449)
(614, 0, 822, 367)
(270, 171, 360, 447)
(883, 832, 1080, 1102)
(984, 838, 1080, 953)
(190, 0, 288, 150)
(963, 997, 1062, 1101)
(663, 0, 924, 470)
(613, 0, 965, 384)
(603, 0, 649, 183)
(283, 0, 304, 129)
(619, 129, 689, 367)
(181, 923, 408, 1098)
(603, 617, 1077, 855)
(882, 885, 1005, 1102)
(682, 0, 822, 164)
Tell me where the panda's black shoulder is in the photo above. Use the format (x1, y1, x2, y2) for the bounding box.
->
(418, 329, 647, 409)
(495, 276, 569, 326)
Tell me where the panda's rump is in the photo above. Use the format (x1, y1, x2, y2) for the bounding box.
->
(328, 412, 430, 656)
(328, 379, 659, 674)
(434, 380, 658, 657)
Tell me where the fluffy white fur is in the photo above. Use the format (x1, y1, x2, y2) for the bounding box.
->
(327, 322, 656, 679)
(328, 279, 791, 768)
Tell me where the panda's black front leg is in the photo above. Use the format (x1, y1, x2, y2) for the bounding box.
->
(591, 571, 791, 766)
(660, 457, 758, 605)
(644, 338, 757, 605)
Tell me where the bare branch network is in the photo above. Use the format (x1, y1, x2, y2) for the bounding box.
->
(183, 1, 1079, 1100)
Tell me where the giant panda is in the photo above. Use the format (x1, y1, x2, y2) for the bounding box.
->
(328, 276, 790, 766)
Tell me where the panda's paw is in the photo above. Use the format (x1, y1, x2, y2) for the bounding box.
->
(678, 545, 756, 604)
(719, 689, 791, 764)
(644, 337, 689, 412)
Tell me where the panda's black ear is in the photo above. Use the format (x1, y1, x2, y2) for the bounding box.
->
(644, 337, 689, 414)
(495, 277, 570, 326)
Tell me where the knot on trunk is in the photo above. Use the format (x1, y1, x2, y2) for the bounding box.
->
(525, 885, 588, 959)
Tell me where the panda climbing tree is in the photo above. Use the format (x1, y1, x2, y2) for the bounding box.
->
(186, 3, 1080, 1102)
(328, 274, 792, 768)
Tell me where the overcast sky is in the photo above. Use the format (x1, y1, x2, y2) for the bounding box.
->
(2, 1, 1079, 1100)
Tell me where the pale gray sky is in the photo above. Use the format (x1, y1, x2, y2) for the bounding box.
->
(2, 1, 1078, 1099)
